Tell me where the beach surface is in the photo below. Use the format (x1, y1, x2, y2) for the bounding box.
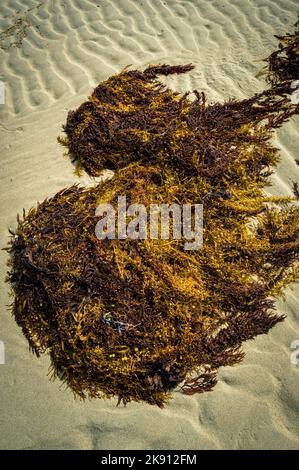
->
(0, 0, 298, 450)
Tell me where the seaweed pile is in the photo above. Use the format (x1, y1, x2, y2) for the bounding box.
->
(7, 19, 299, 406)
(267, 16, 299, 85)
(60, 63, 299, 178)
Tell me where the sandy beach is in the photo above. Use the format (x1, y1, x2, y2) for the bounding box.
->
(0, 0, 298, 450)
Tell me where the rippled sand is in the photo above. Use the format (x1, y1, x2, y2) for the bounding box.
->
(0, 0, 298, 450)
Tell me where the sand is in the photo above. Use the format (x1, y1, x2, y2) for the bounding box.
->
(0, 0, 298, 450)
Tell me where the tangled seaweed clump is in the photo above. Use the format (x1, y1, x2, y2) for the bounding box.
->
(266, 16, 299, 85)
(7, 19, 299, 406)
(7, 164, 299, 405)
(59, 20, 298, 178)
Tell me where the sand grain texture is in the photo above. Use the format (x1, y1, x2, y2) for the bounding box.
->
(0, 0, 298, 450)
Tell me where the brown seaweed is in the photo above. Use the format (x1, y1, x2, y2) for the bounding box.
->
(59, 19, 298, 178)
(7, 164, 298, 406)
(266, 17, 299, 85)
(6, 18, 299, 406)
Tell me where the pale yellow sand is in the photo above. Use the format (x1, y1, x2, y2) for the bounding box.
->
(0, 0, 298, 450)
